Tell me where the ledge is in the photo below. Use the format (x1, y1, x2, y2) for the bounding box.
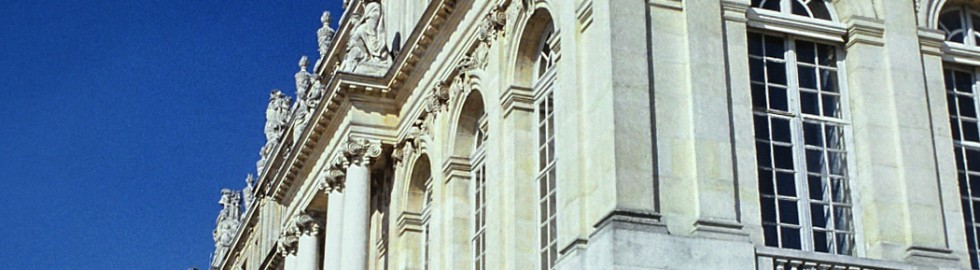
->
(746, 8, 847, 43)
(755, 246, 909, 270)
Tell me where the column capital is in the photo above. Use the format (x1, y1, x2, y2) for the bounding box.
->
(293, 212, 323, 236)
(343, 137, 382, 166)
(277, 228, 299, 256)
(318, 155, 348, 193)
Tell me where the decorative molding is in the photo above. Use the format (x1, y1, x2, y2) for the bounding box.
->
(844, 16, 886, 48)
(691, 218, 750, 241)
(442, 155, 473, 183)
(721, 0, 750, 23)
(343, 137, 383, 166)
(292, 212, 323, 236)
(397, 211, 424, 235)
(649, 0, 683, 11)
(276, 227, 299, 256)
(943, 43, 980, 66)
(746, 8, 847, 43)
(500, 85, 534, 117)
(918, 27, 946, 56)
(318, 155, 349, 193)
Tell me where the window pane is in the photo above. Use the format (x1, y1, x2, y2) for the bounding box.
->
(820, 69, 838, 92)
(756, 142, 772, 167)
(803, 122, 823, 146)
(759, 168, 775, 195)
(813, 230, 830, 252)
(796, 40, 816, 64)
(807, 1, 832, 20)
(800, 91, 819, 115)
(767, 61, 787, 85)
(773, 145, 795, 170)
(781, 227, 802, 249)
(755, 115, 771, 140)
(808, 176, 825, 201)
(817, 44, 836, 67)
(822, 94, 841, 118)
(776, 172, 796, 196)
(799, 66, 817, 89)
(769, 86, 789, 111)
(811, 204, 828, 228)
(961, 96, 977, 118)
(764, 35, 785, 59)
(778, 200, 799, 225)
(771, 118, 791, 143)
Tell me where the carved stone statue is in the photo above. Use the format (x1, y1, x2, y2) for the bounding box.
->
(318, 11, 336, 57)
(242, 174, 255, 209)
(292, 56, 320, 142)
(257, 90, 292, 173)
(339, 0, 392, 76)
(211, 189, 242, 267)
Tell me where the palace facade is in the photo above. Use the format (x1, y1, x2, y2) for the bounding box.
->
(209, 0, 980, 269)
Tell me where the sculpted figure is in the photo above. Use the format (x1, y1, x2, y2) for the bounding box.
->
(257, 90, 292, 173)
(242, 174, 255, 209)
(318, 11, 336, 57)
(211, 189, 242, 266)
(339, 0, 392, 76)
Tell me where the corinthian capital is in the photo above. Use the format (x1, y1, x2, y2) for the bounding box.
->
(293, 212, 323, 236)
(317, 155, 348, 193)
(277, 228, 299, 256)
(344, 137, 382, 166)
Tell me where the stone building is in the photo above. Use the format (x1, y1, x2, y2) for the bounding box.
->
(207, 0, 980, 269)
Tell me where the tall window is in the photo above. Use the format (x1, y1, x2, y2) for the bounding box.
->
(940, 6, 980, 46)
(421, 177, 433, 270)
(752, 0, 834, 20)
(748, 32, 854, 255)
(535, 29, 559, 270)
(472, 114, 488, 270)
(946, 66, 980, 269)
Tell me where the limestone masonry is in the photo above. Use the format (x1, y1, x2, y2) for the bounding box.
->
(209, 0, 980, 269)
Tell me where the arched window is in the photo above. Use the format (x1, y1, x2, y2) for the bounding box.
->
(752, 0, 834, 20)
(747, 2, 855, 256)
(939, 5, 980, 269)
(940, 6, 980, 46)
(471, 113, 488, 270)
(421, 175, 433, 270)
(534, 27, 559, 270)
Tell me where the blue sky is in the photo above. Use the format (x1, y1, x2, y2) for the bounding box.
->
(0, 0, 343, 268)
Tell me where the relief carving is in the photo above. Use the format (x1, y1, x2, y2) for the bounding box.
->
(211, 189, 242, 266)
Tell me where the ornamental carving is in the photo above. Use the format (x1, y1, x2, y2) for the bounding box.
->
(318, 11, 337, 57)
(344, 137, 383, 166)
(318, 155, 349, 193)
(293, 56, 327, 143)
(292, 212, 323, 236)
(257, 90, 292, 174)
(211, 189, 242, 266)
(339, 0, 393, 77)
(242, 174, 256, 209)
(277, 227, 299, 256)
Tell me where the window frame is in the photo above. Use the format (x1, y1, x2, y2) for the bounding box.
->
(533, 27, 560, 270)
(471, 113, 488, 270)
(747, 29, 865, 257)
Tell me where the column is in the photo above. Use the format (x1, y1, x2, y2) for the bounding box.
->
(321, 157, 347, 270)
(278, 228, 299, 270)
(340, 138, 382, 270)
(296, 213, 322, 270)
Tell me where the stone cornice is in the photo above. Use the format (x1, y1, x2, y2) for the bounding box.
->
(746, 8, 847, 43)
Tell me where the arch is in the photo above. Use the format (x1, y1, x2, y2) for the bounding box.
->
(511, 8, 556, 89)
(404, 154, 432, 213)
(449, 90, 487, 158)
(924, 0, 950, 29)
(753, 0, 840, 21)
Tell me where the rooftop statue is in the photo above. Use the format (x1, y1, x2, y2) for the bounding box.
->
(211, 189, 242, 268)
(257, 90, 292, 174)
(339, 0, 392, 76)
(318, 11, 336, 57)
(242, 174, 255, 210)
